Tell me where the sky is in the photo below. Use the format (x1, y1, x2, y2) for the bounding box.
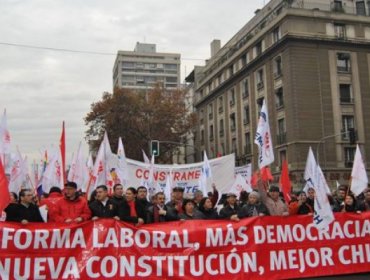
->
(0, 0, 265, 164)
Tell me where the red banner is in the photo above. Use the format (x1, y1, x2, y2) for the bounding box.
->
(0, 212, 369, 279)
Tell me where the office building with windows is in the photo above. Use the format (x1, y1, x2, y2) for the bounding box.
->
(113, 42, 181, 90)
(191, 0, 370, 187)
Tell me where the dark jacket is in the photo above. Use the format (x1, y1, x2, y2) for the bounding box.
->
(118, 200, 146, 224)
(6, 203, 44, 223)
(179, 210, 205, 220)
(238, 203, 270, 218)
(137, 198, 152, 211)
(146, 204, 178, 223)
(89, 199, 119, 218)
(111, 196, 125, 205)
(199, 208, 219, 220)
(219, 204, 240, 219)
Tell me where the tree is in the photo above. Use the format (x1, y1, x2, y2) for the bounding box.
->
(85, 85, 196, 163)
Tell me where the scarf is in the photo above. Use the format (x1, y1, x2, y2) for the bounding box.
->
(127, 200, 137, 217)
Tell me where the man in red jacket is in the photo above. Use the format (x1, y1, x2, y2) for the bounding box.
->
(39, 186, 63, 222)
(53, 182, 91, 223)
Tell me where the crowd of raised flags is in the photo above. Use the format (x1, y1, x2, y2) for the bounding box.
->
(0, 104, 369, 228)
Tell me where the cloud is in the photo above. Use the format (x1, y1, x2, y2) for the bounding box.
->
(0, 0, 263, 164)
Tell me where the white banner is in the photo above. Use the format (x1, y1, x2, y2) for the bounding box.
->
(124, 154, 235, 196)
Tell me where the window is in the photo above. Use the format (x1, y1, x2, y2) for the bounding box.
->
(245, 133, 251, 154)
(122, 62, 135, 68)
(220, 143, 225, 156)
(241, 53, 248, 67)
(166, 77, 178, 83)
(339, 84, 353, 103)
(356, 1, 366, 15)
(243, 106, 250, 125)
(219, 119, 224, 136)
(232, 138, 237, 154)
(242, 79, 249, 98)
(277, 118, 286, 144)
(208, 103, 213, 120)
(255, 41, 262, 56)
(274, 56, 282, 78)
(272, 27, 281, 43)
(337, 53, 351, 72)
(275, 87, 284, 109)
(217, 75, 222, 85)
(257, 97, 265, 115)
(229, 88, 236, 106)
(344, 147, 356, 167)
(218, 96, 224, 113)
(342, 115, 355, 140)
(200, 130, 205, 145)
(256, 69, 264, 90)
(334, 23, 346, 39)
(230, 113, 236, 131)
(199, 109, 204, 124)
(164, 64, 177, 70)
(209, 125, 214, 140)
(332, 0, 343, 12)
(229, 65, 234, 77)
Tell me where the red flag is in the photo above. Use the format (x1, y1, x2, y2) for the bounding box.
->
(0, 159, 11, 213)
(251, 171, 259, 187)
(260, 166, 273, 182)
(280, 159, 292, 204)
(59, 121, 66, 183)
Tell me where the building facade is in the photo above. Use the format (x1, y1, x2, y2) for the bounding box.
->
(192, 0, 370, 188)
(113, 42, 181, 90)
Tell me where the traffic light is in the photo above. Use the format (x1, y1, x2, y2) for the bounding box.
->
(348, 128, 356, 145)
(150, 140, 160, 156)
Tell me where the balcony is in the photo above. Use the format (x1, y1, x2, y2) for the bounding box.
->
(218, 107, 223, 113)
(277, 132, 287, 145)
(273, 71, 282, 79)
(340, 97, 354, 104)
(219, 130, 224, 137)
(337, 66, 351, 73)
(257, 81, 264, 90)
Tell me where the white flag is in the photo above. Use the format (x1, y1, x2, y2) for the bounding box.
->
(41, 149, 63, 193)
(142, 150, 150, 164)
(0, 109, 11, 172)
(116, 137, 129, 185)
(89, 132, 114, 196)
(254, 100, 274, 169)
(229, 174, 253, 199)
(8, 151, 26, 193)
(303, 147, 334, 230)
(199, 151, 212, 196)
(351, 145, 368, 196)
(164, 171, 172, 204)
(235, 163, 252, 190)
(67, 142, 87, 191)
(146, 155, 156, 199)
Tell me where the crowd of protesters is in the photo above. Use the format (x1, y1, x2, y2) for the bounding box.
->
(2, 180, 370, 225)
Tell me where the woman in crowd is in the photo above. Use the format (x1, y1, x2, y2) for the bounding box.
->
(238, 191, 269, 218)
(198, 197, 219, 219)
(178, 199, 204, 220)
(118, 187, 146, 226)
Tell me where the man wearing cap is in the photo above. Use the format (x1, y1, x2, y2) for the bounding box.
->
(258, 182, 289, 216)
(219, 192, 240, 220)
(166, 186, 185, 215)
(53, 182, 91, 223)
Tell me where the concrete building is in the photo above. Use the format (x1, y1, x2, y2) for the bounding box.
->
(113, 42, 181, 91)
(192, 0, 370, 188)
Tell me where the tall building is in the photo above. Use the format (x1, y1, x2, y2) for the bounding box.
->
(113, 42, 181, 90)
(192, 0, 370, 188)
